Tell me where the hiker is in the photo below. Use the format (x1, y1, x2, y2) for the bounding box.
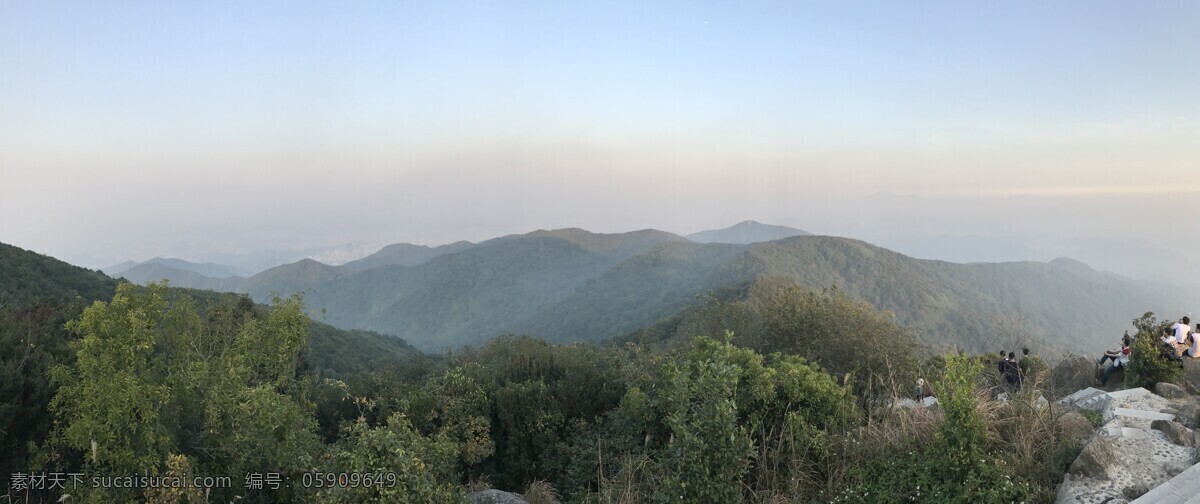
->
(1170, 316, 1191, 354)
(1099, 334, 1129, 366)
(1002, 351, 1021, 390)
(1018, 348, 1033, 382)
(1099, 339, 1131, 386)
(1160, 327, 1185, 365)
(915, 378, 927, 400)
(1186, 323, 1200, 358)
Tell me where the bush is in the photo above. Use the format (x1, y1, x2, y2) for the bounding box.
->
(1126, 312, 1182, 388)
(834, 353, 1030, 503)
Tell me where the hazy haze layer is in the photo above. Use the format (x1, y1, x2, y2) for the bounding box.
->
(2, 1, 1197, 280)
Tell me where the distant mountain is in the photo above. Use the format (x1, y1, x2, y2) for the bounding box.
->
(104, 257, 248, 279)
(343, 241, 476, 272)
(101, 260, 140, 276)
(687, 220, 810, 244)
(132, 228, 1186, 356)
(118, 262, 238, 290)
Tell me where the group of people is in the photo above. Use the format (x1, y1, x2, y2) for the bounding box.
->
(1162, 316, 1199, 359)
(997, 348, 1032, 391)
(1095, 315, 1199, 387)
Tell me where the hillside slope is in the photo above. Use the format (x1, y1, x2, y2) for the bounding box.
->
(108, 232, 1189, 355)
(0, 242, 117, 306)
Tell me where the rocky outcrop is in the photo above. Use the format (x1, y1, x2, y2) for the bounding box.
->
(1056, 410, 1095, 445)
(1150, 419, 1196, 447)
(1154, 382, 1187, 400)
(1177, 402, 1200, 428)
(1051, 356, 1100, 399)
(469, 489, 529, 504)
(1070, 437, 1118, 478)
(1055, 385, 1200, 503)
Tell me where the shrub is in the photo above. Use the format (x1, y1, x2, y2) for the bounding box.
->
(834, 353, 1030, 503)
(1126, 312, 1182, 388)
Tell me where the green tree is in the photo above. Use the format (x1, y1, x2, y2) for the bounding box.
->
(755, 286, 919, 405)
(1126, 312, 1182, 388)
(50, 283, 176, 476)
(46, 282, 323, 502)
(317, 413, 464, 503)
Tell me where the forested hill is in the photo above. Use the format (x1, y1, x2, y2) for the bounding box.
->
(686, 220, 810, 244)
(0, 241, 433, 487)
(0, 242, 116, 306)
(109, 229, 1192, 356)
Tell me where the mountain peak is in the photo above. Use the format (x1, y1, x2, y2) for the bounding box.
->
(342, 240, 477, 272)
(687, 221, 810, 245)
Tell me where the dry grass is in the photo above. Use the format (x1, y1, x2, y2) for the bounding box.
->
(525, 480, 561, 504)
(466, 475, 492, 493)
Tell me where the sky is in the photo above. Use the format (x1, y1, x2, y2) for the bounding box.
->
(1, 1, 1198, 280)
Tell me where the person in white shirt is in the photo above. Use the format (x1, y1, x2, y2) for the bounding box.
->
(1188, 323, 1200, 359)
(1172, 316, 1191, 344)
(1100, 339, 1131, 386)
(1169, 316, 1192, 356)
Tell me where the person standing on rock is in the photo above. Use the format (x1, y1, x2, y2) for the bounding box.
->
(1099, 339, 1131, 386)
(1003, 352, 1021, 390)
(1019, 348, 1033, 383)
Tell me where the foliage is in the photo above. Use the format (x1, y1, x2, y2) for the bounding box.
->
(0, 297, 85, 488)
(0, 242, 116, 308)
(652, 335, 756, 503)
(0, 240, 1175, 503)
(754, 285, 920, 406)
(317, 413, 464, 503)
(45, 282, 322, 502)
(835, 354, 1031, 503)
(1126, 312, 1183, 388)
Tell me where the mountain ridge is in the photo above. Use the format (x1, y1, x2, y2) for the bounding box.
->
(100, 227, 1191, 356)
(687, 220, 811, 244)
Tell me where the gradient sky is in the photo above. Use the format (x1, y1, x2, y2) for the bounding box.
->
(2, 1, 1198, 279)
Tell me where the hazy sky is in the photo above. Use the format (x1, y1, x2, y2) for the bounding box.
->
(2, 1, 1198, 279)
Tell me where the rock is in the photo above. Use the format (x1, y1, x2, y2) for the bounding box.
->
(1123, 483, 1151, 499)
(1054, 474, 1072, 503)
(1051, 357, 1099, 399)
(1176, 402, 1200, 428)
(469, 489, 529, 504)
(1150, 419, 1196, 447)
(1056, 410, 1095, 445)
(1070, 437, 1117, 478)
(1154, 382, 1187, 399)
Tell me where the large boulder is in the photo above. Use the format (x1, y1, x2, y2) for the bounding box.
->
(1151, 419, 1196, 447)
(1051, 357, 1100, 399)
(1070, 437, 1118, 478)
(1177, 402, 1200, 429)
(1154, 382, 1187, 400)
(1056, 410, 1095, 445)
(470, 489, 529, 504)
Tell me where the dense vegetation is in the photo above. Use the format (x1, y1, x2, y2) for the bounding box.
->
(0, 242, 116, 307)
(3, 240, 1176, 503)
